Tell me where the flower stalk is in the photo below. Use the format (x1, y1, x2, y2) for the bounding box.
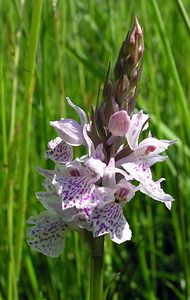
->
(90, 235, 104, 300)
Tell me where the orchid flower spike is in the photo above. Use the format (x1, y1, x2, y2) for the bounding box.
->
(27, 18, 176, 258)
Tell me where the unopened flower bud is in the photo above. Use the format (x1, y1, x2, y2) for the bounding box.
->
(108, 110, 130, 137)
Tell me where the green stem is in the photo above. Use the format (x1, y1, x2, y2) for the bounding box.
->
(90, 235, 104, 300)
(74, 233, 82, 295)
(52, 0, 66, 117)
(15, 0, 43, 280)
(8, 180, 17, 300)
(9, 0, 25, 145)
(0, 53, 8, 176)
(176, 0, 190, 37)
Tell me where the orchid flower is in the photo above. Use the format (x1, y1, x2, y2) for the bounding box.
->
(27, 18, 176, 268)
(90, 158, 136, 243)
(113, 111, 175, 208)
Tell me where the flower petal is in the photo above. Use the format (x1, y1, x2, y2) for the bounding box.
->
(108, 110, 130, 137)
(66, 97, 87, 126)
(127, 111, 149, 150)
(83, 157, 106, 178)
(102, 157, 116, 188)
(138, 138, 176, 155)
(139, 178, 174, 205)
(63, 208, 92, 230)
(45, 137, 73, 162)
(94, 144, 105, 161)
(36, 167, 56, 180)
(122, 161, 152, 182)
(36, 191, 62, 211)
(118, 136, 176, 167)
(35, 190, 93, 230)
(103, 158, 132, 189)
(26, 211, 66, 257)
(50, 118, 85, 146)
(82, 124, 95, 158)
(92, 203, 132, 244)
(53, 174, 98, 209)
(116, 179, 136, 202)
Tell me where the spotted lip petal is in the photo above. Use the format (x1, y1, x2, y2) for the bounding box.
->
(122, 161, 152, 183)
(26, 211, 66, 258)
(122, 162, 174, 207)
(36, 188, 93, 230)
(139, 178, 174, 208)
(92, 203, 132, 244)
(45, 137, 73, 163)
(52, 172, 99, 210)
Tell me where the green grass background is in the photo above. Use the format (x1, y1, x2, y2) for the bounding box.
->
(1, 0, 190, 299)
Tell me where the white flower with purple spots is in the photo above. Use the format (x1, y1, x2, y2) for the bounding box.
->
(26, 211, 67, 257)
(45, 137, 73, 163)
(89, 158, 136, 243)
(27, 94, 176, 257)
(114, 110, 175, 208)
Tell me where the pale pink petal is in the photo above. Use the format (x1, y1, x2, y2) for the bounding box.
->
(92, 203, 132, 244)
(26, 211, 66, 257)
(108, 110, 130, 137)
(82, 124, 96, 158)
(83, 157, 106, 178)
(36, 167, 56, 180)
(147, 155, 168, 167)
(102, 158, 116, 188)
(165, 201, 172, 210)
(122, 161, 152, 182)
(103, 158, 132, 188)
(139, 178, 174, 205)
(64, 208, 92, 231)
(116, 152, 167, 167)
(137, 137, 176, 156)
(127, 111, 149, 150)
(36, 191, 62, 211)
(50, 118, 85, 146)
(66, 97, 87, 126)
(45, 137, 73, 162)
(118, 137, 176, 167)
(116, 138, 175, 167)
(95, 144, 105, 161)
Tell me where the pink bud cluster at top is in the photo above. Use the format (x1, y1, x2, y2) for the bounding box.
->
(26, 18, 176, 258)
